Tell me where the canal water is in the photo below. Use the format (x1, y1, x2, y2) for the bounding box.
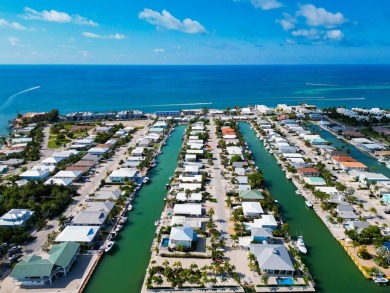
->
(239, 122, 387, 293)
(85, 125, 186, 293)
(310, 123, 390, 177)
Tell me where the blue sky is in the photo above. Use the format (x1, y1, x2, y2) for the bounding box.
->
(0, 0, 390, 64)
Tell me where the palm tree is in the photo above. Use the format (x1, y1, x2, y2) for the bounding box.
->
(369, 207, 377, 216)
(172, 261, 182, 269)
(57, 215, 67, 229)
(231, 235, 239, 248)
(208, 207, 215, 218)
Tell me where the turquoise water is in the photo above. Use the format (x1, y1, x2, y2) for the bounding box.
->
(276, 277, 294, 285)
(85, 125, 185, 293)
(239, 122, 388, 293)
(161, 237, 169, 247)
(1, 65, 390, 134)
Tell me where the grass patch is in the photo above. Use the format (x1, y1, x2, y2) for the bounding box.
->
(48, 140, 61, 149)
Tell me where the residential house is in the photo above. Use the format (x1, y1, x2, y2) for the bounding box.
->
(54, 170, 83, 181)
(10, 242, 80, 286)
(44, 178, 73, 186)
(297, 168, 319, 177)
(71, 211, 108, 226)
(242, 202, 264, 217)
(239, 190, 265, 202)
(20, 170, 50, 181)
(303, 177, 326, 186)
(249, 243, 295, 276)
(0, 209, 34, 227)
(173, 204, 202, 217)
(109, 169, 139, 183)
(176, 192, 202, 202)
(359, 172, 390, 186)
(55, 226, 100, 245)
(169, 226, 196, 248)
(41, 157, 64, 166)
(254, 215, 278, 230)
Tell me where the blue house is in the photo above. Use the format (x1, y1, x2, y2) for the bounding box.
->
(251, 227, 274, 243)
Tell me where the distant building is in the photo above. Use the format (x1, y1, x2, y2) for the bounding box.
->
(155, 111, 181, 117)
(0, 209, 34, 227)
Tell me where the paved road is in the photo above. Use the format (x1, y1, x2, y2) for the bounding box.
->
(208, 118, 231, 241)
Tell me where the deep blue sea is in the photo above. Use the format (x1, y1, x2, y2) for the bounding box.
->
(1, 65, 390, 134)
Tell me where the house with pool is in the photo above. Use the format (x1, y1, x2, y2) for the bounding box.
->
(249, 243, 295, 276)
(168, 226, 197, 249)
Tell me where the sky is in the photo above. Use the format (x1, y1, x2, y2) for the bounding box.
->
(0, 0, 390, 64)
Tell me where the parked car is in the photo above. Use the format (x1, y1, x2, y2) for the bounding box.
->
(384, 210, 390, 214)
(8, 253, 22, 263)
(8, 245, 22, 254)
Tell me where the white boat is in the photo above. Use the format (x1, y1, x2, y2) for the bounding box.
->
(115, 225, 123, 232)
(336, 135, 342, 139)
(143, 177, 150, 184)
(295, 190, 302, 195)
(169, 176, 173, 181)
(154, 220, 160, 226)
(305, 200, 313, 208)
(296, 236, 308, 254)
(373, 274, 388, 285)
(269, 150, 274, 154)
(127, 205, 133, 211)
(286, 174, 292, 180)
(104, 240, 115, 253)
(378, 158, 386, 164)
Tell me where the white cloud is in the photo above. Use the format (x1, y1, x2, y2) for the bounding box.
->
(250, 0, 282, 10)
(296, 4, 347, 28)
(0, 18, 28, 30)
(78, 50, 90, 58)
(21, 7, 98, 26)
(138, 9, 206, 34)
(153, 48, 165, 53)
(82, 32, 125, 40)
(8, 36, 19, 46)
(275, 13, 297, 31)
(291, 28, 321, 40)
(325, 29, 344, 40)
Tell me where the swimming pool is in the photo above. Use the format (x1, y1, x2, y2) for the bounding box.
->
(161, 237, 169, 247)
(276, 277, 294, 285)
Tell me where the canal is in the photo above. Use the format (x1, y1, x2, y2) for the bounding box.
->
(239, 122, 387, 293)
(85, 125, 186, 293)
(310, 123, 390, 177)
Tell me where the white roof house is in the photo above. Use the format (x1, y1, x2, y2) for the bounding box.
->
(173, 204, 202, 216)
(0, 209, 34, 227)
(179, 175, 202, 183)
(87, 147, 109, 156)
(54, 170, 83, 180)
(179, 183, 202, 191)
(171, 216, 202, 228)
(254, 215, 278, 230)
(242, 202, 264, 217)
(52, 150, 78, 158)
(176, 192, 202, 202)
(41, 157, 64, 165)
(184, 165, 200, 174)
(109, 169, 138, 183)
(31, 165, 56, 172)
(169, 226, 194, 248)
(92, 190, 122, 201)
(185, 154, 197, 162)
(316, 186, 339, 194)
(55, 226, 99, 243)
(227, 146, 243, 155)
(44, 178, 73, 186)
(131, 147, 145, 156)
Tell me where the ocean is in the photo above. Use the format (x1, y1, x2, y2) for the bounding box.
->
(1, 64, 390, 133)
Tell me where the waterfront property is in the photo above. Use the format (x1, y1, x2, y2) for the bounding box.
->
(249, 243, 295, 276)
(168, 226, 196, 248)
(10, 242, 80, 286)
(19, 169, 50, 181)
(242, 201, 264, 217)
(55, 226, 100, 245)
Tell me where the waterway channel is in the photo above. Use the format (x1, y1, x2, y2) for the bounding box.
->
(310, 123, 390, 177)
(85, 125, 186, 293)
(239, 122, 387, 293)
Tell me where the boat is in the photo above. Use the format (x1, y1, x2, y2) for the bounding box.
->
(127, 205, 133, 211)
(165, 184, 170, 189)
(286, 174, 292, 180)
(115, 225, 123, 232)
(305, 200, 313, 208)
(277, 161, 282, 165)
(104, 240, 115, 253)
(295, 190, 302, 195)
(269, 150, 274, 154)
(373, 274, 388, 285)
(336, 135, 342, 140)
(296, 236, 308, 254)
(378, 158, 386, 164)
(169, 176, 173, 181)
(154, 220, 160, 226)
(143, 177, 150, 184)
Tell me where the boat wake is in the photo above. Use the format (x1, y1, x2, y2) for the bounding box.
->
(306, 83, 339, 87)
(0, 86, 41, 112)
(324, 97, 366, 101)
